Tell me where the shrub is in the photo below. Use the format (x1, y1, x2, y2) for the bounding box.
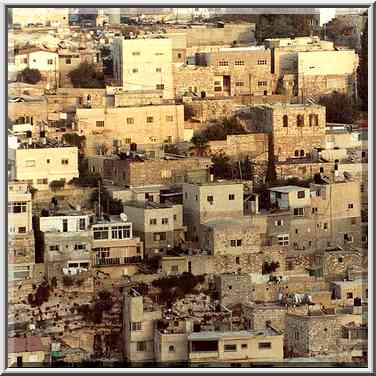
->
(17, 68, 41, 84)
(49, 180, 65, 192)
(68, 62, 105, 88)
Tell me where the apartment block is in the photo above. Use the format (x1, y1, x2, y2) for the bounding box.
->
(196, 47, 273, 96)
(8, 182, 35, 282)
(12, 142, 79, 190)
(113, 37, 174, 99)
(123, 201, 186, 258)
(182, 181, 244, 243)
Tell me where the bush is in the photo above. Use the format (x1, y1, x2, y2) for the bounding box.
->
(68, 175, 99, 188)
(68, 62, 105, 88)
(17, 68, 41, 84)
(49, 180, 65, 192)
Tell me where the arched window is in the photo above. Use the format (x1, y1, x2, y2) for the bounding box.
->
(300, 150, 305, 157)
(297, 115, 304, 127)
(309, 114, 318, 126)
(283, 115, 288, 127)
(294, 150, 299, 157)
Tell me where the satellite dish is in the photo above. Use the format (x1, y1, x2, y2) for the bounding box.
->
(120, 213, 128, 222)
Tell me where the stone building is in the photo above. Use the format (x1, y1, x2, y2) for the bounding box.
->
(123, 201, 186, 259)
(196, 46, 273, 96)
(112, 37, 174, 99)
(76, 103, 185, 154)
(285, 311, 338, 357)
(182, 181, 244, 243)
(8, 182, 35, 282)
(11, 139, 79, 191)
(8, 336, 45, 367)
(246, 103, 326, 162)
(122, 291, 162, 363)
(108, 156, 211, 188)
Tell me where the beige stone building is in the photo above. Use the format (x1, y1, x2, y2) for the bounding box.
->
(188, 328, 283, 364)
(76, 103, 185, 153)
(8, 182, 35, 282)
(12, 142, 79, 190)
(8, 336, 45, 367)
(246, 103, 326, 162)
(196, 46, 273, 96)
(113, 37, 174, 99)
(123, 201, 186, 258)
(182, 181, 244, 243)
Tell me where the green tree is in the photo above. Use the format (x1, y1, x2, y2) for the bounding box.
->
(318, 92, 355, 124)
(189, 134, 210, 157)
(17, 68, 41, 84)
(62, 133, 86, 150)
(68, 61, 105, 88)
(212, 152, 232, 179)
(358, 17, 368, 111)
(90, 184, 123, 215)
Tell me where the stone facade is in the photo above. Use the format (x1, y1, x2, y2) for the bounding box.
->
(242, 304, 287, 332)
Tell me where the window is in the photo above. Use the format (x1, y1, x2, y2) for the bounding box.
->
(300, 150, 305, 157)
(230, 240, 236, 247)
(153, 232, 166, 241)
(95, 248, 110, 258)
(166, 115, 173, 122)
(131, 322, 142, 331)
(294, 332, 299, 340)
(150, 218, 157, 225)
(126, 117, 134, 124)
(132, 68, 138, 73)
(338, 257, 343, 263)
(237, 240, 242, 247)
(96, 120, 104, 127)
(8, 202, 27, 213)
(156, 84, 164, 90)
(93, 227, 109, 240)
(132, 51, 140, 56)
(351, 218, 357, 225)
(168, 345, 175, 352)
(49, 245, 59, 251)
(258, 342, 271, 349)
(156, 67, 162, 73)
(74, 244, 86, 250)
(61, 159, 69, 165)
(297, 191, 305, 199)
(218, 60, 229, 66)
(257, 59, 267, 65)
(229, 194, 235, 200)
(147, 116, 154, 123)
(111, 225, 131, 239)
(214, 81, 221, 86)
(258, 81, 267, 86)
(171, 265, 178, 273)
(46, 159, 50, 164)
(235, 81, 244, 87)
(297, 115, 304, 127)
(125, 138, 132, 144)
(275, 219, 284, 226)
(25, 160, 36, 167)
(214, 86, 222, 92)
(177, 53, 182, 58)
(162, 218, 169, 225)
(18, 227, 26, 234)
(241, 344, 248, 349)
(309, 114, 319, 127)
(224, 344, 237, 352)
(235, 60, 244, 66)
(155, 52, 164, 56)
(346, 292, 353, 299)
(207, 195, 214, 203)
(78, 218, 86, 230)
(65, 58, 71, 64)
(37, 178, 48, 184)
(348, 203, 354, 209)
(235, 256, 240, 264)
(294, 150, 299, 157)
(323, 223, 328, 230)
(294, 208, 304, 216)
(312, 208, 318, 214)
(47, 59, 53, 65)
(283, 115, 288, 127)
(278, 234, 289, 246)
(344, 234, 353, 242)
(136, 341, 147, 352)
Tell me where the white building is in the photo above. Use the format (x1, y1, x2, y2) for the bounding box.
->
(113, 37, 174, 99)
(11, 141, 79, 190)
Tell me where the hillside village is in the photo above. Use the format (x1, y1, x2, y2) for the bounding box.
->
(7, 7, 368, 368)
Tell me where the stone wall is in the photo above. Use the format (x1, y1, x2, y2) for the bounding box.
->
(242, 304, 287, 332)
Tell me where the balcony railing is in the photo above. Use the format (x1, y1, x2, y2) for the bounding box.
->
(95, 255, 142, 266)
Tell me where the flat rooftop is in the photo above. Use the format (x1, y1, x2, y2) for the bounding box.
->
(269, 185, 307, 193)
(123, 200, 173, 209)
(188, 328, 279, 341)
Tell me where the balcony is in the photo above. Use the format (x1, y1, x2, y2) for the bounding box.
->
(95, 255, 142, 267)
(190, 351, 219, 362)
